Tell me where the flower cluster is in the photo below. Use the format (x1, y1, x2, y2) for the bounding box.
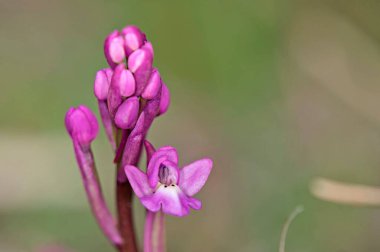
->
(64, 25, 213, 252)
(94, 26, 169, 151)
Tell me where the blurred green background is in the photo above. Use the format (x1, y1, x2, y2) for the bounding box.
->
(2, 0, 380, 251)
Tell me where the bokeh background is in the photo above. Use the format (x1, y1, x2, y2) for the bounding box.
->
(2, 0, 380, 251)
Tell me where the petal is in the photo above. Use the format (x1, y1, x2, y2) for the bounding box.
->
(140, 195, 161, 212)
(124, 165, 152, 198)
(147, 146, 178, 188)
(179, 158, 213, 196)
(186, 197, 202, 210)
(140, 185, 190, 217)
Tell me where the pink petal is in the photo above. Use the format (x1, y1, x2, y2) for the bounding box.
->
(124, 165, 152, 198)
(146, 146, 178, 188)
(179, 158, 213, 196)
(186, 197, 202, 210)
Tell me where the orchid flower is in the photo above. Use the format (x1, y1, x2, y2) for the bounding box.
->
(125, 146, 213, 217)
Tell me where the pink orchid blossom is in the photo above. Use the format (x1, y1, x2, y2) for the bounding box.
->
(124, 146, 213, 217)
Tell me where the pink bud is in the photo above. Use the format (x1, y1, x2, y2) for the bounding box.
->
(114, 96, 140, 129)
(119, 68, 136, 97)
(121, 25, 146, 56)
(158, 82, 170, 116)
(104, 30, 126, 69)
(142, 68, 162, 100)
(142, 41, 154, 58)
(105, 68, 113, 82)
(65, 105, 99, 145)
(108, 64, 124, 117)
(128, 47, 153, 95)
(94, 69, 110, 100)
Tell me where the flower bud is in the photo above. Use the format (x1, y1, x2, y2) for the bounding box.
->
(119, 68, 136, 97)
(142, 68, 162, 100)
(128, 47, 153, 95)
(94, 69, 110, 100)
(107, 66, 122, 117)
(142, 41, 154, 58)
(105, 68, 113, 82)
(65, 105, 99, 145)
(121, 25, 146, 56)
(108, 64, 136, 117)
(104, 30, 125, 68)
(158, 82, 170, 116)
(114, 96, 140, 129)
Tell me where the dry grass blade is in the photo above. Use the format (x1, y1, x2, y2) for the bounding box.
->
(311, 177, 380, 206)
(279, 205, 304, 252)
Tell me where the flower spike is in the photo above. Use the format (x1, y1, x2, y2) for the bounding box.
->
(66, 24, 213, 251)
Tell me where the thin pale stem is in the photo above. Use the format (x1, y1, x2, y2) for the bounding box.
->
(144, 211, 165, 252)
(279, 205, 304, 252)
(143, 141, 165, 252)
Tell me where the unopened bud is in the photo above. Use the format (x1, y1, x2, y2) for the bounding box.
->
(142, 68, 162, 100)
(104, 30, 125, 68)
(107, 64, 124, 117)
(114, 96, 140, 129)
(122, 25, 146, 56)
(158, 82, 170, 116)
(128, 47, 153, 95)
(65, 105, 99, 145)
(94, 69, 111, 100)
